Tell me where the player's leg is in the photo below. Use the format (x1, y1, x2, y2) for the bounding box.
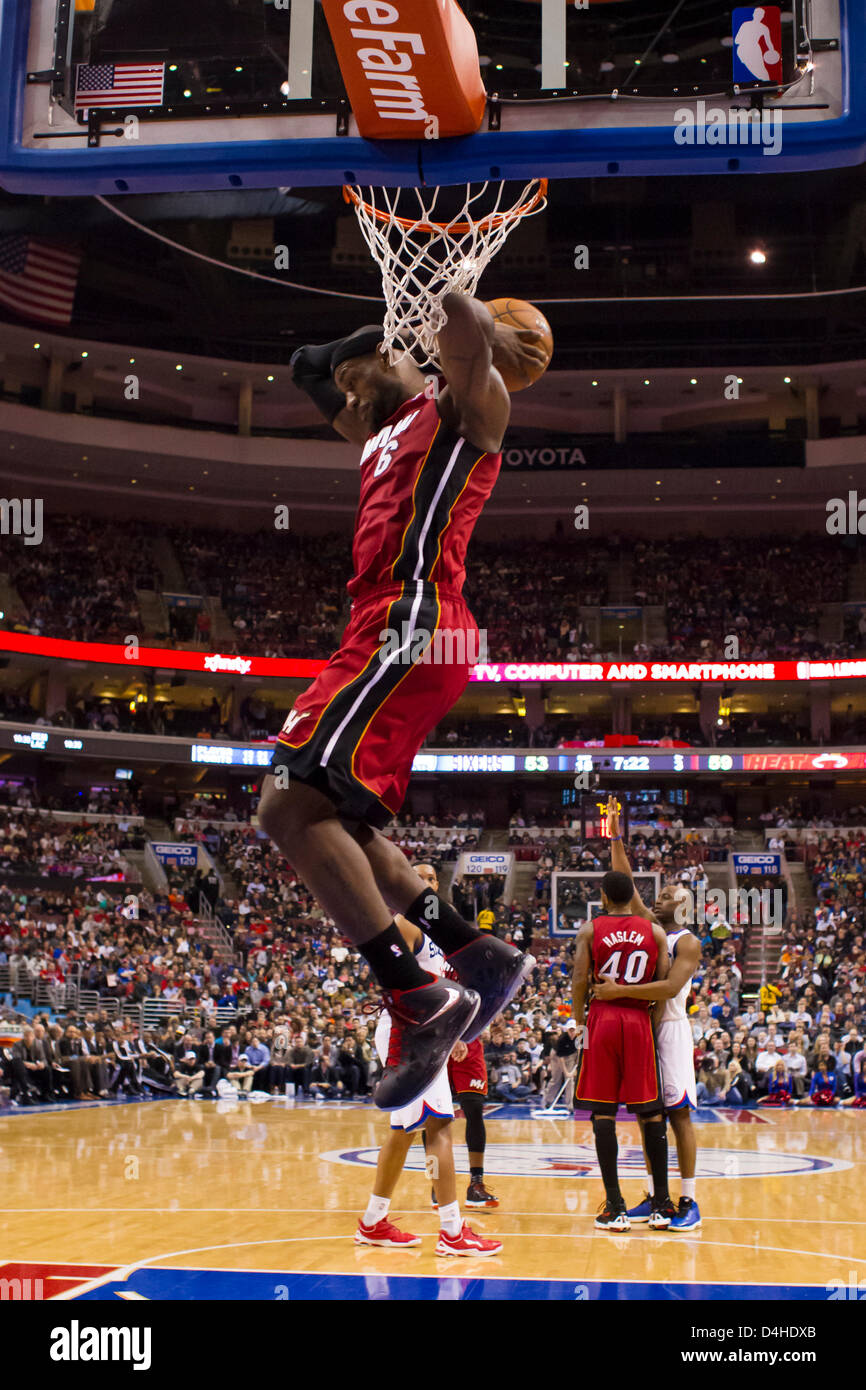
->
(667, 1107, 701, 1231)
(460, 1092, 499, 1208)
(354, 822, 535, 1040)
(355, 1127, 421, 1247)
(626, 1116, 655, 1223)
(426, 1115, 502, 1258)
(641, 1108, 675, 1228)
(259, 778, 480, 1111)
(591, 1108, 630, 1231)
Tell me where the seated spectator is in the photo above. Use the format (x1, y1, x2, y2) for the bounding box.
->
(758, 1059, 793, 1106)
(842, 1056, 866, 1108)
(243, 1033, 271, 1092)
(808, 1060, 838, 1107)
(491, 1049, 534, 1104)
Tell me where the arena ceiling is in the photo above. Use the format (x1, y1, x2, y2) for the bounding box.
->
(2, 162, 866, 369)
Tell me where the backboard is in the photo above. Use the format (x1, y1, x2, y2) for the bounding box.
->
(0, 0, 863, 194)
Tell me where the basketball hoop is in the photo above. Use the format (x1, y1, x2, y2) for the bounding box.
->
(342, 179, 548, 368)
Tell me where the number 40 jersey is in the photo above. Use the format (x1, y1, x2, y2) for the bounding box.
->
(591, 914, 659, 1009)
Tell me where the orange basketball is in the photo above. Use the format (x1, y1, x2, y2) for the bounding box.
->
(484, 297, 553, 392)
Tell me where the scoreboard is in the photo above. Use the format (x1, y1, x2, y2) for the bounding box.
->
(3, 722, 866, 776)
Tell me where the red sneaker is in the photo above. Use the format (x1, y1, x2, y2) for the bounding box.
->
(354, 1217, 421, 1248)
(434, 1222, 503, 1257)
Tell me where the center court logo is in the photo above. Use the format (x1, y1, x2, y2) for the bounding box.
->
(323, 1142, 850, 1181)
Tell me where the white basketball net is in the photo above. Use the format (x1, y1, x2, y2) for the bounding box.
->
(344, 179, 548, 369)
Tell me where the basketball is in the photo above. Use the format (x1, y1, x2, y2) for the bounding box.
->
(484, 297, 554, 392)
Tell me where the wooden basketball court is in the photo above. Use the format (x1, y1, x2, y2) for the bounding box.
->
(1, 1098, 863, 1300)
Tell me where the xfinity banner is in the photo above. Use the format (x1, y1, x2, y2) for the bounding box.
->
(733, 853, 782, 876)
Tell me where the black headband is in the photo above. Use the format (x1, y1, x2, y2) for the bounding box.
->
(330, 325, 385, 377)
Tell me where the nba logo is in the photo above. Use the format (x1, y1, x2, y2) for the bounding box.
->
(732, 7, 783, 85)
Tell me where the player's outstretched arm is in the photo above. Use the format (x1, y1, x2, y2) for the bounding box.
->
(435, 293, 546, 453)
(606, 794, 653, 921)
(594, 932, 699, 1002)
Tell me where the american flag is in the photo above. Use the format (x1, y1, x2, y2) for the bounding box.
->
(74, 61, 166, 111)
(0, 236, 81, 327)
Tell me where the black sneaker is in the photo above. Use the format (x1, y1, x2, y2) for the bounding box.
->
(595, 1198, 630, 1232)
(466, 1180, 499, 1209)
(446, 937, 536, 1042)
(648, 1196, 677, 1230)
(373, 978, 480, 1112)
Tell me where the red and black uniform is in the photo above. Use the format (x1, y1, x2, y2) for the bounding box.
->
(270, 391, 500, 826)
(575, 914, 663, 1116)
(448, 1036, 487, 1098)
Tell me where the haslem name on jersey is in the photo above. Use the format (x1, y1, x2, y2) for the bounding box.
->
(360, 408, 422, 477)
(601, 929, 646, 949)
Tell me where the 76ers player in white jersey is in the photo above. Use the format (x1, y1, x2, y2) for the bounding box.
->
(355, 864, 502, 1257)
(594, 797, 703, 1232)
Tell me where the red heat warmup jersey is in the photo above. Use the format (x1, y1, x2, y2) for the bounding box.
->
(347, 390, 501, 599)
(591, 914, 659, 1008)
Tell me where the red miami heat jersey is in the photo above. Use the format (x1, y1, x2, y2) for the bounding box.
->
(591, 914, 659, 1009)
(347, 389, 501, 599)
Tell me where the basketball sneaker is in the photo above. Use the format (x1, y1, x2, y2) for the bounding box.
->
(594, 1199, 631, 1232)
(373, 978, 480, 1112)
(668, 1197, 702, 1232)
(445, 937, 536, 1042)
(466, 1180, 499, 1209)
(435, 1222, 503, 1257)
(354, 1217, 421, 1248)
(648, 1197, 677, 1230)
(626, 1192, 653, 1223)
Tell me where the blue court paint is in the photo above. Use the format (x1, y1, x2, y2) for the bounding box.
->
(71, 1267, 838, 1301)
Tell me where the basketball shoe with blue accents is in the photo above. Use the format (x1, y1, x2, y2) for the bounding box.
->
(668, 1197, 702, 1232)
(626, 1192, 653, 1223)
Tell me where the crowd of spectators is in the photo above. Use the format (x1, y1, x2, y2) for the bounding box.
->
(0, 810, 142, 882)
(808, 835, 866, 912)
(3, 520, 864, 670)
(0, 773, 864, 1111)
(632, 534, 853, 664)
(9, 517, 157, 645)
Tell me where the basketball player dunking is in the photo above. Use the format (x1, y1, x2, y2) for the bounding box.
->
(594, 796, 702, 1232)
(356, 865, 502, 1258)
(572, 870, 673, 1232)
(258, 297, 547, 1112)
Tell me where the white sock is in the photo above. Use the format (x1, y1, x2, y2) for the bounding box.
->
(363, 1194, 390, 1227)
(438, 1201, 462, 1237)
(645, 1175, 655, 1196)
(681, 1178, 696, 1201)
